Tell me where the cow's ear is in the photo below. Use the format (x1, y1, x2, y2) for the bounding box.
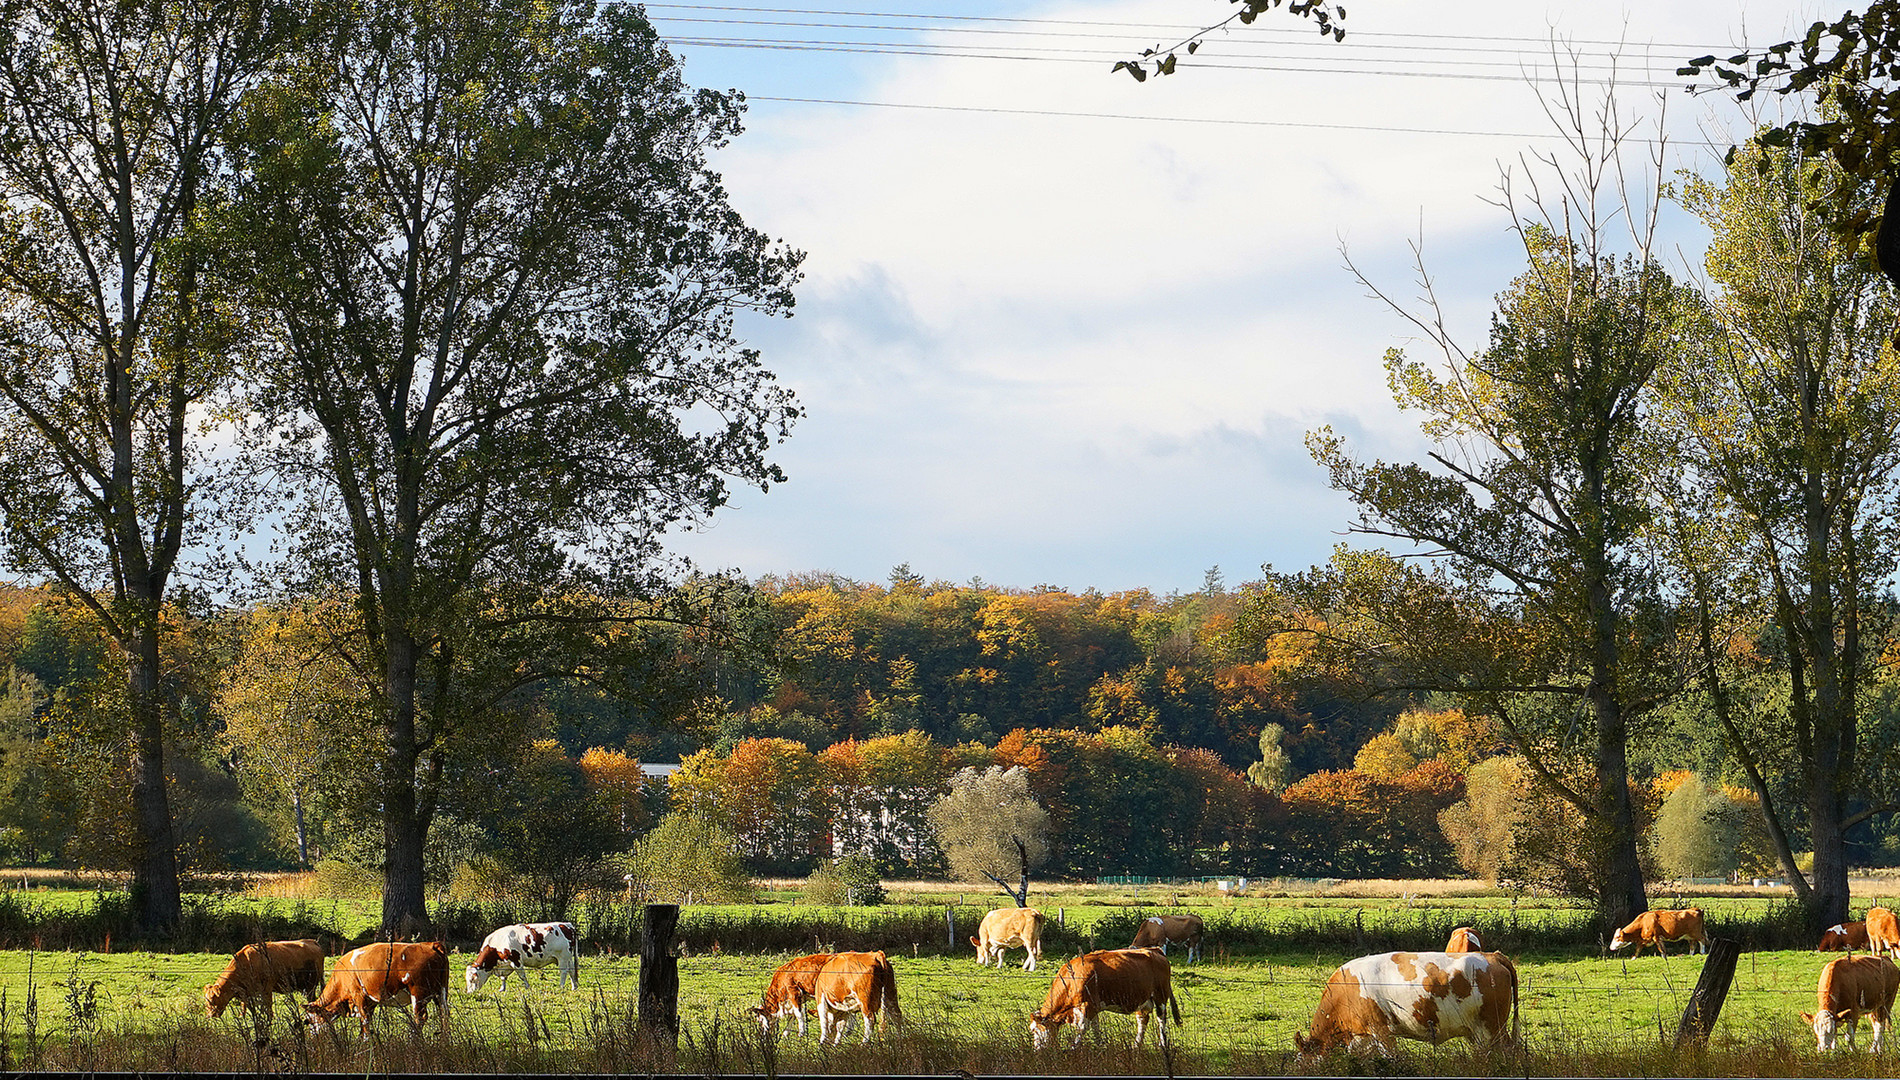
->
(1801, 1012, 1815, 1022)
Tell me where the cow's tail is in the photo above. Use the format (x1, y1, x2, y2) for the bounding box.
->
(875, 953, 903, 1030)
(1504, 954, 1521, 1047)
(1168, 980, 1183, 1028)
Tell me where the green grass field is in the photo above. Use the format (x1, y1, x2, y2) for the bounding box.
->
(0, 939, 1871, 1075)
(0, 879, 1887, 1074)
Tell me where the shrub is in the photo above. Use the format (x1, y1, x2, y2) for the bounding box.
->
(804, 855, 886, 905)
(624, 812, 753, 904)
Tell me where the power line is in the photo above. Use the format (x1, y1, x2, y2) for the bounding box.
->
(651, 13, 1718, 67)
(639, 3, 1762, 53)
(741, 94, 1718, 147)
(665, 38, 1696, 88)
(662, 31, 1691, 75)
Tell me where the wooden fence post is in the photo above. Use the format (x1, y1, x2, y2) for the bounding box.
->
(1675, 938, 1741, 1047)
(945, 906, 956, 948)
(639, 903, 680, 1053)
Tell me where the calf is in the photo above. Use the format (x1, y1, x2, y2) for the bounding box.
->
(812, 951, 902, 1046)
(1609, 908, 1707, 957)
(205, 939, 325, 1022)
(1030, 947, 1180, 1050)
(1295, 950, 1518, 1057)
(1805, 955, 1900, 1052)
(1129, 914, 1204, 964)
(972, 907, 1045, 971)
(1445, 927, 1484, 954)
(1868, 907, 1900, 959)
(1820, 922, 1871, 953)
(466, 922, 578, 992)
(750, 953, 832, 1036)
(305, 941, 450, 1037)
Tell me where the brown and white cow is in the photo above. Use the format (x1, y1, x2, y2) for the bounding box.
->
(811, 951, 902, 1046)
(1294, 950, 1518, 1057)
(750, 953, 832, 1036)
(1129, 913, 1204, 964)
(1867, 907, 1900, 959)
(1445, 927, 1484, 954)
(204, 939, 325, 1021)
(972, 907, 1045, 971)
(1820, 922, 1872, 953)
(1029, 947, 1180, 1050)
(304, 941, 451, 1037)
(1608, 908, 1708, 957)
(1804, 955, 1900, 1052)
(465, 922, 578, 992)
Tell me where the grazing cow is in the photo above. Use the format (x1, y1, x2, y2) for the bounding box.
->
(750, 953, 832, 1036)
(304, 941, 451, 1036)
(465, 922, 578, 992)
(1608, 908, 1708, 957)
(1129, 913, 1204, 964)
(1820, 922, 1872, 953)
(972, 907, 1046, 971)
(811, 951, 902, 1046)
(1294, 950, 1518, 1057)
(1868, 907, 1900, 959)
(204, 939, 325, 1021)
(1029, 947, 1180, 1050)
(1804, 955, 1900, 1052)
(1445, 927, 1484, 954)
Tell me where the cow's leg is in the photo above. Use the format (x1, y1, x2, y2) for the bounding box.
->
(1872, 1014, 1887, 1054)
(1069, 1005, 1089, 1049)
(1133, 1008, 1150, 1047)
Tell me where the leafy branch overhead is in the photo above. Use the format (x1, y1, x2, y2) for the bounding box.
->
(1680, 1, 1900, 251)
(1113, 0, 1345, 82)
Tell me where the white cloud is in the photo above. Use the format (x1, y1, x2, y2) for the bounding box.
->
(665, 0, 1816, 592)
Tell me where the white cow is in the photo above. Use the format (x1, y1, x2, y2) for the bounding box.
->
(465, 921, 579, 992)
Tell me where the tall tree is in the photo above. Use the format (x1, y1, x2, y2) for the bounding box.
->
(1658, 134, 1900, 928)
(1276, 76, 1699, 926)
(0, 0, 290, 928)
(233, 0, 800, 928)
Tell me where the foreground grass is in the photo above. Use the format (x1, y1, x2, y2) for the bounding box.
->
(0, 943, 1871, 1075)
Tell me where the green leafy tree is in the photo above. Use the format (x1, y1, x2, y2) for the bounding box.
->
(0, 0, 298, 928)
(1658, 133, 1900, 929)
(1650, 773, 1741, 881)
(229, 0, 800, 929)
(1246, 723, 1292, 793)
(1278, 85, 1700, 926)
(929, 765, 1050, 907)
(624, 811, 753, 905)
(215, 604, 380, 867)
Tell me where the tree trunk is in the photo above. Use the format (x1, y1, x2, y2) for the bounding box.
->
(128, 626, 180, 931)
(381, 628, 429, 932)
(293, 790, 309, 869)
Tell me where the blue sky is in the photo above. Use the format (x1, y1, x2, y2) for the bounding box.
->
(648, 0, 1821, 594)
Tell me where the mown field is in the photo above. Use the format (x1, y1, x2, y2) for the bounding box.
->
(0, 878, 1892, 1074)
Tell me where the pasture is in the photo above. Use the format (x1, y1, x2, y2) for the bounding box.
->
(0, 879, 1889, 1073)
(0, 936, 1883, 1075)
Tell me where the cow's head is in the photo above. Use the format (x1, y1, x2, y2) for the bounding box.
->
(1028, 1011, 1059, 1050)
(302, 1001, 343, 1033)
(203, 981, 230, 1018)
(1806, 1008, 1840, 1051)
(1608, 929, 1629, 951)
(465, 963, 490, 994)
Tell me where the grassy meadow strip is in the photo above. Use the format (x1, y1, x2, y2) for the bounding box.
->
(0, 944, 1873, 1075)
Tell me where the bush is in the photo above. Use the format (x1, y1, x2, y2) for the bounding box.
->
(1650, 773, 1741, 880)
(624, 812, 753, 904)
(804, 855, 886, 905)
